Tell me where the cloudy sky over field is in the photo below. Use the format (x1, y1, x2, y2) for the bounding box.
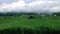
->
(0, 0, 60, 13)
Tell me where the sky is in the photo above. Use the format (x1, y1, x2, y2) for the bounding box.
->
(0, 0, 60, 13)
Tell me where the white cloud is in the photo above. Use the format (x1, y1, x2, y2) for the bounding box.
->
(50, 6, 60, 12)
(0, 0, 60, 13)
(0, 0, 25, 12)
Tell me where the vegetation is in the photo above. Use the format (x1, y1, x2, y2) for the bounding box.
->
(52, 12, 60, 16)
(0, 16, 60, 34)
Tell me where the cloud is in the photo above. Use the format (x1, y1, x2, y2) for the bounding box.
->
(0, 0, 25, 12)
(28, 0, 60, 12)
(0, 0, 60, 13)
(50, 6, 60, 12)
(0, 0, 19, 4)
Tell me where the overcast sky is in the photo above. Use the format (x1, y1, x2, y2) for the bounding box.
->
(0, 0, 60, 13)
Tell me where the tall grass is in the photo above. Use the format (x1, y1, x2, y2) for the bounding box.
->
(0, 16, 60, 34)
(0, 26, 60, 34)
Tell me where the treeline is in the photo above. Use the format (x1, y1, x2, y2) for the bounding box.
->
(0, 12, 60, 16)
(0, 12, 37, 16)
(52, 12, 60, 16)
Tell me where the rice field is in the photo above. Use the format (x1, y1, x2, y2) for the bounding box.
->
(0, 16, 60, 34)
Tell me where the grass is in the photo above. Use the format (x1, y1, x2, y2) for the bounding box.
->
(0, 16, 60, 34)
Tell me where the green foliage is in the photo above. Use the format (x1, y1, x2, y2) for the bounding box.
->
(0, 16, 60, 34)
(52, 12, 60, 16)
(0, 26, 60, 34)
